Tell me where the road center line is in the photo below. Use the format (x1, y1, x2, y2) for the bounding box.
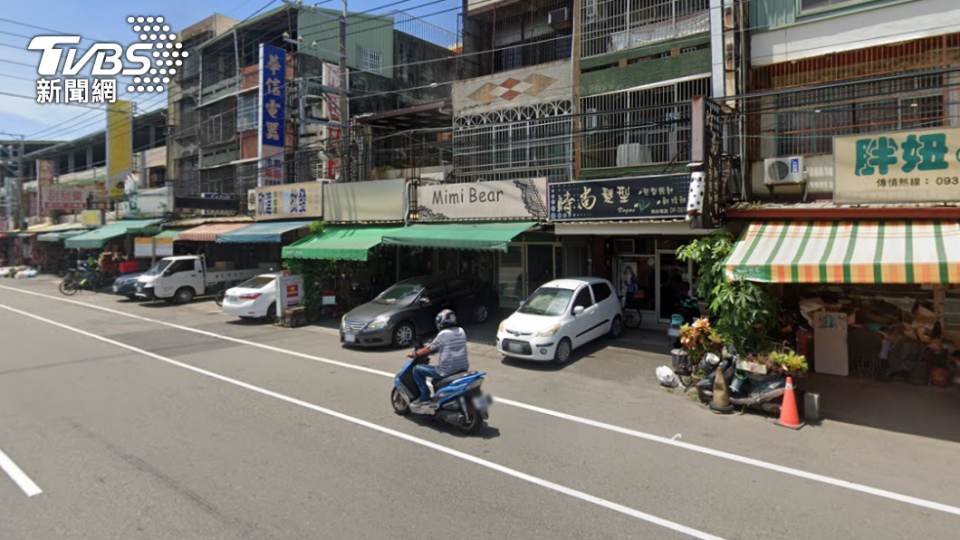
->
(0, 444, 42, 497)
(3, 285, 960, 518)
(0, 302, 726, 540)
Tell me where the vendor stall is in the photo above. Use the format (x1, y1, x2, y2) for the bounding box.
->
(726, 220, 960, 387)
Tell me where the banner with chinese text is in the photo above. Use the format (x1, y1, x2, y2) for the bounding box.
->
(258, 44, 286, 187)
(254, 182, 322, 221)
(43, 188, 87, 211)
(548, 175, 690, 221)
(835, 127, 960, 204)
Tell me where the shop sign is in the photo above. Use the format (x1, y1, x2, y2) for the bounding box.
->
(548, 175, 690, 221)
(80, 210, 103, 226)
(728, 265, 772, 282)
(254, 182, 322, 221)
(43, 187, 87, 210)
(417, 178, 548, 221)
(134, 236, 175, 258)
(691, 97, 724, 228)
(174, 195, 241, 213)
(325, 179, 405, 222)
(258, 44, 285, 187)
(276, 274, 304, 317)
(835, 127, 960, 204)
(106, 100, 133, 200)
(37, 159, 56, 215)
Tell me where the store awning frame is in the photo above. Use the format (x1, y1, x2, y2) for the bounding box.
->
(65, 219, 163, 250)
(381, 222, 539, 252)
(216, 221, 311, 244)
(282, 226, 405, 261)
(724, 221, 960, 284)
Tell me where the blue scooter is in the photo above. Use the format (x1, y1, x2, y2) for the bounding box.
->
(391, 341, 491, 435)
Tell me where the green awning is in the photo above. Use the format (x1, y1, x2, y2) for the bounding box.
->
(381, 222, 538, 252)
(282, 226, 404, 261)
(217, 221, 311, 243)
(155, 229, 183, 241)
(65, 219, 163, 250)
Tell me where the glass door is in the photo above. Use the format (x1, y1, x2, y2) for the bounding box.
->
(657, 251, 692, 323)
(498, 245, 525, 309)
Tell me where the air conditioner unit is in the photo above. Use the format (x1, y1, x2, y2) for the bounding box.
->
(548, 8, 571, 29)
(764, 157, 806, 186)
(585, 108, 597, 133)
(248, 189, 257, 211)
(613, 239, 635, 254)
(584, 0, 598, 21)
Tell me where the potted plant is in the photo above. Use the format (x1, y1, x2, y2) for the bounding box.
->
(765, 349, 809, 378)
(679, 317, 724, 382)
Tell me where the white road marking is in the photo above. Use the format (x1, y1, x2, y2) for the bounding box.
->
(0, 445, 42, 497)
(4, 285, 960, 518)
(0, 303, 726, 540)
(672, 434, 682, 441)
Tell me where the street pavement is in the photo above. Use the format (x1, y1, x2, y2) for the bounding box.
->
(1, 278, 959, 539)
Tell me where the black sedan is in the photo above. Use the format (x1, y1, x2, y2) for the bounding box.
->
(111, 272, 145, 300)
(340, 275, 499, 348)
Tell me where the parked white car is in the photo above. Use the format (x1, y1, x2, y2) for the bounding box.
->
(496, 277, 622, 365)
(221, 273, 279, 320)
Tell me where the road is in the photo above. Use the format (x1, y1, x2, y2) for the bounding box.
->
(0, 278, 958, 539)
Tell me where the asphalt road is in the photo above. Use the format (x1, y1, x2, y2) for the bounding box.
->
(1, 278, 959, 539)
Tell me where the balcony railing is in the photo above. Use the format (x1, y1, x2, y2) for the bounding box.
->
(581, 0, 709, 59)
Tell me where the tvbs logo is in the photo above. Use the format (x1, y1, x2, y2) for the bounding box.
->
(29, 15, 188, 104)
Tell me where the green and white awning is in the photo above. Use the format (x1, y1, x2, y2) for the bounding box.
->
(725, 221, 960, 284)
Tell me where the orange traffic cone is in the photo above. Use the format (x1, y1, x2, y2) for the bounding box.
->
(775, 376, 804, 430)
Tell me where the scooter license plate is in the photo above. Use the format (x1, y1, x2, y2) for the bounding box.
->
(344, 333, 356, 343)
(473, 395, 491, 409)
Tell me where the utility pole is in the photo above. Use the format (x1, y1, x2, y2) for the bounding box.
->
(339, 0, 351, 183)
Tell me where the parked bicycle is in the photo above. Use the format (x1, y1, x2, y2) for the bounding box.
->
(620, 295, 643, 329)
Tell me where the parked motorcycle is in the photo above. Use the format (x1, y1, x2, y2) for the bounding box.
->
(390, 341, 491, 435)
(694, 349, 788, 415)
(59, 265, 110, 296)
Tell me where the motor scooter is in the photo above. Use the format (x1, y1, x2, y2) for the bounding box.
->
(695, 354, 788, 415)
(391, 341, 491, 435)
(667, 296, 701, 348)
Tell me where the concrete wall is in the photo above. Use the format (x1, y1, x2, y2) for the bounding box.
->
(751, 0, 960, 65)
(299, 9, 395, 78)
(392, 31, 458, 105)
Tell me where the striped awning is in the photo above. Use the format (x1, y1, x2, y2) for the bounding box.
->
(725, 221, 960, 284)
(178, 223, 249, 242)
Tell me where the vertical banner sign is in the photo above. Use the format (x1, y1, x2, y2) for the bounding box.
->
(36, 159, 55, 217)
(322, 62, 342, 181)
(259, 44, 286, 187)
(107, 100, 133, 200)
(691, 97, 724, 228)
(276, 274, 304, 317)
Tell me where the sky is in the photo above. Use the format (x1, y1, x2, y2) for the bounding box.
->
(0, 0, 461, 143)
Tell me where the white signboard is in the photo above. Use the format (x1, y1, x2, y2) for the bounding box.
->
(277, 274, 305, 317)
(324, 179, 406, 222)
(417, 178, 548, 221)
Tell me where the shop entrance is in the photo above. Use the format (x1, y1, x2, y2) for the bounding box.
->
(498, 242, 562, 309)
(657, 251, 692, 324)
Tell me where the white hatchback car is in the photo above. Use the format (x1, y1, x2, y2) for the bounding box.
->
(496, 277, 623, 364)
(221, 273, 279, 320)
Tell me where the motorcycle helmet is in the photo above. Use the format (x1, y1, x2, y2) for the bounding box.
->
(435, 309, 457, 331)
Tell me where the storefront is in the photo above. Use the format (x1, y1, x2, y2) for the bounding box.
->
(549, 174, 708, 324)
(725, 220, 960, 382)
(282, 180, 408, 309)
(383, 178, 554, 309)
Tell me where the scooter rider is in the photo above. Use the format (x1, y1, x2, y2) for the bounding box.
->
(407, 309, 469, 405)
